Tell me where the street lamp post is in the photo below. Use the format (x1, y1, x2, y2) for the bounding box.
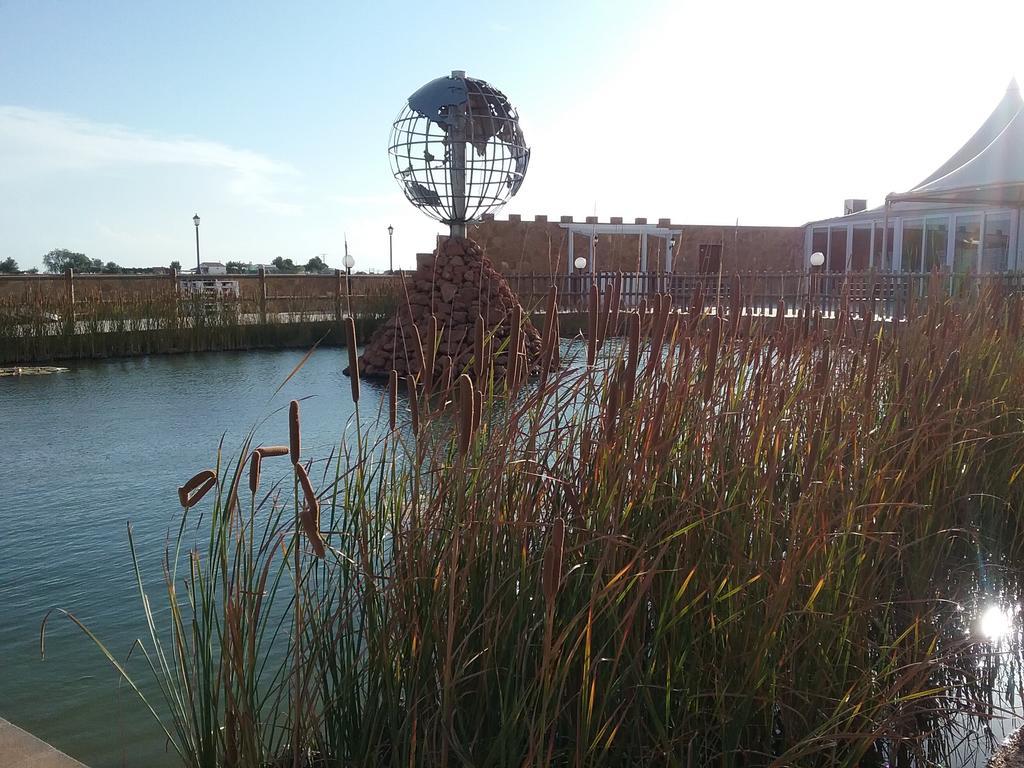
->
(387, 224, 394, 273)
(193, 214, 201, 274)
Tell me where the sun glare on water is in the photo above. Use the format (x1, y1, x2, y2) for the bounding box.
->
(979, 604, 1013, 641)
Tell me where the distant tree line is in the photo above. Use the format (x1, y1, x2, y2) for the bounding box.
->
(0, 251, 337, 276)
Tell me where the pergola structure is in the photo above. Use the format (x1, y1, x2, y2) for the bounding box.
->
(561, 221, 676, 275)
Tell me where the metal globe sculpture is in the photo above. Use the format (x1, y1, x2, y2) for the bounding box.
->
(389, 71, 530, 237)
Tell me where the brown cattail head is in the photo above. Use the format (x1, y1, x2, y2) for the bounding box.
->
(388, 369, 398, 430)
(256, 445, 289, 457)
(248, 451, 262, 495)
(542, 517, 566, 609)
(703, 317, 721, 404)
(289, 400, 301, 465)
(814, 340, 831, 393)
(346, 317, 360, 403)
(178, 469, 217, 508)
(625, 311, 640, 405)
(457, 373, 475, 455)
(609, 272, 622, 337)
(294, 463, 325, 559)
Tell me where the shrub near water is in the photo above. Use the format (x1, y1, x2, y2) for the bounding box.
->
(54, 283, 1024, 767)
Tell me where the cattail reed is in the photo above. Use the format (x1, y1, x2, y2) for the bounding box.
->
(406, 374, 420, 434)
(457, 374, 475, 455)
(388, 369, 398, 430)
(288, 400, 301, 464)
(178, 469, 217, 508)
(473, 386, 483, 432)
(294, 463, 325, 559)
(598, 283, 613, 351)
(587, 282, 599, 367)
(423, 315, 438, 395)
(542, 517, 565, 609)
(729, 274, 741, 323)
(474, 314, 486, 381)
(863, 336, 880, 404)
(506, 305, 522, 390)
(703, 316, 721, 404)
(346, 317, 360, 403)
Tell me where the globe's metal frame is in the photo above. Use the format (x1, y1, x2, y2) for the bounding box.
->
(388, 71, 530, 237)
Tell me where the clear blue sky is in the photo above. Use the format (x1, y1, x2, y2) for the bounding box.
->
(3, 0, 1024, 270)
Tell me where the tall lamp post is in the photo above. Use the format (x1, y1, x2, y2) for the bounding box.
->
(387, 224, 394, 273)
(193, 214, 201, 274)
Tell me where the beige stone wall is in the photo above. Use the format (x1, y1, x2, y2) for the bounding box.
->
(470, 216, 804, 275)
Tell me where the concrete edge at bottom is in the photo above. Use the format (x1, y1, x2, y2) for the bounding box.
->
(0, 717, 88, 767)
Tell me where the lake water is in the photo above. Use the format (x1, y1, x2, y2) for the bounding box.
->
(0, 350, 388, 767)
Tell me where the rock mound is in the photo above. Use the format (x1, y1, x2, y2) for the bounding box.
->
(357, 236, 543, 386)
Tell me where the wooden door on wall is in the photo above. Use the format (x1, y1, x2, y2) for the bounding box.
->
(698, 244, 722, 274)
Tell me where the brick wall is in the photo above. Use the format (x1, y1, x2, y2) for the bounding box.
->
(469, 216, 804, 275)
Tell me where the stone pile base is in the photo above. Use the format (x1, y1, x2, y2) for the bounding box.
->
(357, 236, 542, 385)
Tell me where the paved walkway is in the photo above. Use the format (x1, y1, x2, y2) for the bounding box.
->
(0, 718, 87, 767)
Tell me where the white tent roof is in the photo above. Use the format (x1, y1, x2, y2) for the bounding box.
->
(914, 79, 1023, 188)
(889, 81, 1024, 207)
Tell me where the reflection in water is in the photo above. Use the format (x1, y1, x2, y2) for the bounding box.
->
(980, 604, 1014, 642)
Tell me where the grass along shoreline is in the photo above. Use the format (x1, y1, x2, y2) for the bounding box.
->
(47, 282, 1024, 767)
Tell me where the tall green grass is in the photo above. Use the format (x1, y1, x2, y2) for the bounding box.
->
(48, 281, 1024, 767)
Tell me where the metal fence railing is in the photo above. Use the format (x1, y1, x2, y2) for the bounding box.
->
(507, 271, 1024, 320)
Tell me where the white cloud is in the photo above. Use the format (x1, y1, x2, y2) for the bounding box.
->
(0, 106, 301, 215)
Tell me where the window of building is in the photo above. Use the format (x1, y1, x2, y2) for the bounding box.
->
(923, 217, 948, 271)
(902, 219, 924, 272)
(851, 226, 871, 271)
(828, 227, 847, 272)
(982, 212, 1011, 272)
(953, 215, 981, 273)
(872, 222, 894, 270)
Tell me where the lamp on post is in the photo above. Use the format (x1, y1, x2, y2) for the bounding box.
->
(574, 255, 588, 308)
(387, 224, 394, 273)
(343, 252, 355, 298)
(192, 214, 201, 274)
(809, 251, 825, 305)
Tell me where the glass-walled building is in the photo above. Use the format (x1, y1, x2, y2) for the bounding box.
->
(805, 81, 1024, 273)
(805, 206, 1017, 273)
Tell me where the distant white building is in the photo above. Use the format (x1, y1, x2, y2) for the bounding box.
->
(806, 80, 1024, 273)
(198, 262, 227, 275)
